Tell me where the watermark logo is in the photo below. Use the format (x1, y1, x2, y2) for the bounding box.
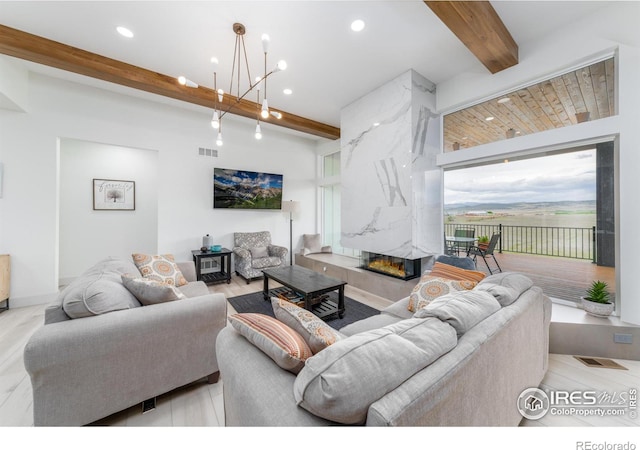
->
(518, 387, 638, 420)
(517, 387, 550, 420)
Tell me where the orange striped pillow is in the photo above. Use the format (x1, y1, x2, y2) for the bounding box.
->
(429, 261, 486, 283)
(229, 313, 312, 374)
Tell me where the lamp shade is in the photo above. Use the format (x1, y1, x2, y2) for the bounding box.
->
(281, 200, 300, 213)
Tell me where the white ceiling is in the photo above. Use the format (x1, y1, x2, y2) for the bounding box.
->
(0, 1, 613, 131)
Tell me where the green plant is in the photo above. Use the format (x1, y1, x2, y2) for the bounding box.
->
(478, 235, 489, 244)
(584, 280, 611, 304)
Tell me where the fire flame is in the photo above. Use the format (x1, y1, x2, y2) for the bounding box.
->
(368, 259, 406, 277)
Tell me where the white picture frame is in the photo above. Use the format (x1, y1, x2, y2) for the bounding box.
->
(93, 178, 135, 210)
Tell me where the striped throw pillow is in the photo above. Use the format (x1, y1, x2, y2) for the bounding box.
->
(429, 261, 486, 283)
(229, 313, 312, 374)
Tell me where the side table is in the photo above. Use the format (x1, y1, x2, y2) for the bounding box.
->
(191, 249, 232, 285)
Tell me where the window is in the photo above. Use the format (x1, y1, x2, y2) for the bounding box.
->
(443, 145, 616, 310)
(443, 57, 616, 151)
(319, 151, 359, 257)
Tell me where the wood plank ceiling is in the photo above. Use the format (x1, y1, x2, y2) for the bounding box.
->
(443, 58, 616, 152)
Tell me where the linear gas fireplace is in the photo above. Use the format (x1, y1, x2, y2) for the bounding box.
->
(360, 252, 421, 281)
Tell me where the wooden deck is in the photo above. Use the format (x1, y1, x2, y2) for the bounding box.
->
(473, 251, 616, 304)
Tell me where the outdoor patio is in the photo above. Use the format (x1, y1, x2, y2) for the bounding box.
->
(473, 251, 616, 304)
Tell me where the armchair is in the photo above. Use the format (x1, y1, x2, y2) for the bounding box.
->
(233, 231, 288, 283)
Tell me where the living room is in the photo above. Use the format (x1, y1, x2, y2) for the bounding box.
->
(1, 0, 639, 445)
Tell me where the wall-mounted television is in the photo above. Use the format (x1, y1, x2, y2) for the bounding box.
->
(214, 168, 283, 209)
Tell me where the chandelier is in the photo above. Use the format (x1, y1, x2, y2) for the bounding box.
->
(178, 23, 287, 145)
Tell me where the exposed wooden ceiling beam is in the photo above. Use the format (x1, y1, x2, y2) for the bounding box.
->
(0, 24, 340, 140)
(424, 1, 518, 74)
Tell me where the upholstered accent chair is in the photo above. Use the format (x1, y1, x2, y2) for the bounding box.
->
(233, 231, 288, 283)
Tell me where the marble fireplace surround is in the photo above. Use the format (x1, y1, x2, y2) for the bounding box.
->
(340, 69, 443, 261)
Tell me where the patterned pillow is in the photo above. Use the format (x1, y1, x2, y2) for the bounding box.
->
(271, 297, 345, 353)
(408, 275, 477, 312)
(229, 313, 312, 374)
(429, 261, 486, 283)
(121, 274, 186, 306)
(131, 253, 187, 287)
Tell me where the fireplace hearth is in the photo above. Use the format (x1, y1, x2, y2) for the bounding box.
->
(360, 251, 420, 281)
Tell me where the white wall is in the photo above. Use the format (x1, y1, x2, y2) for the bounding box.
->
(436, 3, 640, 325)
(0, 68, 319, 306)
(59, 139, 159, 282)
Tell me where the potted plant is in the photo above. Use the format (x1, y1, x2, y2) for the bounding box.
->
(478, 235, 489, 250)
(581, 280, 614, 317)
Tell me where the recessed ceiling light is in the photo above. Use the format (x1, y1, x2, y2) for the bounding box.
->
(283, 88, 293, 95)
(373, 122, 380, 127)
(497, 97, 510, 104)
(351, 20, 365, 32)
(116, 26, 134, 38)
(485, 116, 495, 121)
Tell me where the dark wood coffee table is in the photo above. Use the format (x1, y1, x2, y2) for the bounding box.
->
(262, 265, 347, 320)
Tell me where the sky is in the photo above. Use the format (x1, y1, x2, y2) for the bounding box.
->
(444, 149, 596, 205)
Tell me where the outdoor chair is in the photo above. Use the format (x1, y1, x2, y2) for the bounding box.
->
(444, 233, 457, 255)
(467, 232, 502, 274)
(452, 228, 475, 255)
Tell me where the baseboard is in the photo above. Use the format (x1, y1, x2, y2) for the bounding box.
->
(9, 291, 57, 308)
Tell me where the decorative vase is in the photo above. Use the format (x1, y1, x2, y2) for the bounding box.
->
(580, 297, 614, 317)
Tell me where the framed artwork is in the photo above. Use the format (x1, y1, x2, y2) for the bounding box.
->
(93, 179, 135, 210)
(213, 168, 283, 209)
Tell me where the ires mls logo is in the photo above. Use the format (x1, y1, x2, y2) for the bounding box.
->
(517, 388, 550, 420)
(517, 387, 638, 420)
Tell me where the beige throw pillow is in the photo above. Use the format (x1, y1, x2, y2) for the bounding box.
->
(131, 253, 188, 287)
(271, 297, 345, 353)
(408, 275, 477, 312)
(121, 274, 186, 306)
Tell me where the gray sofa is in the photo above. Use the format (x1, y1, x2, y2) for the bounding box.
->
(217, 272, 551, 426)
(23, 256, 227, 426)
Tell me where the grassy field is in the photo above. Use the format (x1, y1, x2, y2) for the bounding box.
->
(445, 201, 596, 229)
(448, 212, 596, 229)
(445, 205, 597, 259)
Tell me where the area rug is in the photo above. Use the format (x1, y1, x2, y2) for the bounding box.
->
(227, 290, 380, 329)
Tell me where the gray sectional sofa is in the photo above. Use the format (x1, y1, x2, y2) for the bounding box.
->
(217, 271, 552, 426)
(24, 256, 227, 426)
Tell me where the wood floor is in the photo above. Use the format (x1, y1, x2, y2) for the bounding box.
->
(1, 273, 637, 427)
(476, 252, 616, 304)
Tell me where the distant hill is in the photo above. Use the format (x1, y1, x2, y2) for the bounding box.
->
(445, 200, 596, 215)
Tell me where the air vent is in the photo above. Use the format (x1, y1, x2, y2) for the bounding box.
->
(198, 147, 218, 157)
(142, 397, 156, 414)
(574, 355, 628, 370)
